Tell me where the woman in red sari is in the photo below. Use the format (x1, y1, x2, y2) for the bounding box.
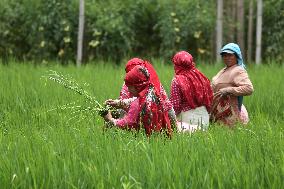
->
(106, 58, 172, 111)
(170, 51, 213, 132)
(105, 58, 175, 124)
(104, 66, 173, 137)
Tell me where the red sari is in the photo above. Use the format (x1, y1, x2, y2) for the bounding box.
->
(171, 51, 213, 112)
(124, 66, 172, 137)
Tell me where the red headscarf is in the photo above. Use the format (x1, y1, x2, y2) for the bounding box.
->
(172, 51, 213, 111)
(125, 58, 145, 73)
(125, 66, 172, 137)
(125, 58, 161, 94)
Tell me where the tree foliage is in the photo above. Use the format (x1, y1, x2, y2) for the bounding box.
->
(0, 0, 283, 63)
(263, 0, 284, 62)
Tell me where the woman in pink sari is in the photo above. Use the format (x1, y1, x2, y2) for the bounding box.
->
(105, 58, 175, 124)
(104, 66, 173, 137)
(210, 43, 254, 126)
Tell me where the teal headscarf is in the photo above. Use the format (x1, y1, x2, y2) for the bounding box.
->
(220, 43, 245, 111)
(220, 43, 246, 69)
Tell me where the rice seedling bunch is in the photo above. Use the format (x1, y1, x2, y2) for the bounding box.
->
(44, 70, 112, 117)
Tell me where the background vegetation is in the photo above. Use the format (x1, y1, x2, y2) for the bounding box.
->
(0, 0, 283, 64)
(0, 0, 283, 188)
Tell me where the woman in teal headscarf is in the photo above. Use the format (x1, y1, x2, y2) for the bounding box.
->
(210, 43, 254, 126)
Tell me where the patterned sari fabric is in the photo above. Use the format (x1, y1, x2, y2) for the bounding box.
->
(124, 66, 172, 137)
(210, 93, 249, 126)
(172, 51, 213, 112)
(120, 83, 132, 100)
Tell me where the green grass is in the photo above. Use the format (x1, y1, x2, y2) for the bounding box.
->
(0, 61, 283, 188)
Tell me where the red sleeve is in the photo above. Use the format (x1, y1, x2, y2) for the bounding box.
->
(170, 78, 182, 115)
(160, 85, 173, 111)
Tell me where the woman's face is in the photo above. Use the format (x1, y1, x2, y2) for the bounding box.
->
(222, 53, 237, 67)
(128, 86, 139, 96)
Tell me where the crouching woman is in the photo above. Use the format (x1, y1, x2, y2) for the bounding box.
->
(103, 65, 174, 137)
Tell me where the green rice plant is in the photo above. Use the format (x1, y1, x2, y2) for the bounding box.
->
(43, 70, 113, 118)
(0, 62, 283, 189)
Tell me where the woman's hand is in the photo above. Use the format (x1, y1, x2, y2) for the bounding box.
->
(105, 99, 120, 107)
(103, 111, 113, 121)
(215, 88, 230, 97)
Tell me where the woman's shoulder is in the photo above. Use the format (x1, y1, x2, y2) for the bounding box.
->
(231, 65, 247, 75)
(212, 67, 226, 79)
